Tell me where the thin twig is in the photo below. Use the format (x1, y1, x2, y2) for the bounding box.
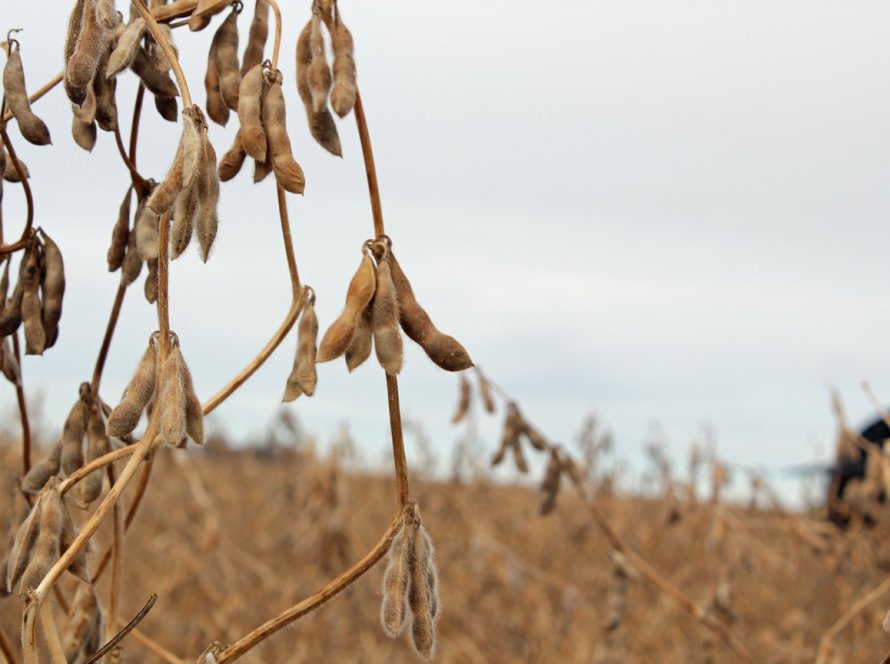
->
(59, 436, 163, 495)
(265, 0, 283, 70)
(112, 124, 149, 195)
(106, 463, 126, 646)
(91, 283, 127, 393)
(353, 90, 384, 239)
(83, 594, 159, 664)
(814, 575, 890, 664)
(129, 0, 192, 108)
(12, 332, 31, 473)
(38, 602, 65, 664)
(157, 213, 171, 358)
(0, 126, 35, 255)
(128, 84, 146, 167)
(216, 512, 404, 663)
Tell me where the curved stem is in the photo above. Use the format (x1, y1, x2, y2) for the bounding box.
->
(12, 332, 31, 473)
(216, 511, 403, 663)
(129, 84, 146, 168)
(91, 283, 127, 394)
(113, 125, 149, 195)
(266, 0, 283, 70)
(129, 0, 192, 108)
(0, 126, 35, 255)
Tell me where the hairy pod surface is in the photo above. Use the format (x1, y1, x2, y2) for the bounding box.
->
(371, 258, 402, 374)
(0, 485, 30, 597)
(330, 20, 357, 118)
(408, 521, 439, 659)
(296, 21, 342, 156)
(195, 127, 220, 262)
(180, 351, 204, 444)
(66, 0, 106, 107)
(64, 586, 100, 661)
(59, 495, 90, 582)
(5, 493, 41, 593)
(380, 519, 411, 637)
(2, 147, 29, 182)
(4, 48, 52, 146)
(21, 247, 45, 356)
(107, 341, 157, 437)
(307, 14, 332, 114)
(40, 231, 65, 349)
(218, 130, 247, 181)
(108, 186, 131, 271)
(241, 0, 269, 75)
(160, 345, 187, 447)
(238, 63, 267, 162)
(317, 254, 376, 362)
(61, 384, 92, 476)
(120, 198, 145, 287)
(144, 258, 159, 303)
(18, 484, 63, 594)
(204, 22, 230, 126)
(215, 10, 241, 110)
(345, 305, 373, 372)
(0, 337, 20, 386)
(283, 297, 318, 401)
(130, 47, 179, 98)
(106, 18, 146, 78)
(262, 76, 306, 194)
(386, 250, 473, 372)
(21, 441, 62, 495)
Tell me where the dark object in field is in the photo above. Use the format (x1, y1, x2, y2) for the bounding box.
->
(827, 412, 890, 528)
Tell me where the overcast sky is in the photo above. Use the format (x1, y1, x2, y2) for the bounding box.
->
(2, 0, 890, 495)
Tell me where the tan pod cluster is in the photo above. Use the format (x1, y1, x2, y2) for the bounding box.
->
(379, 505, 440, 659)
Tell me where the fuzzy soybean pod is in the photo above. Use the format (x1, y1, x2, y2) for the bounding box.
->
(3, 47, 52, 146)
(0, 485, 30, 597)
(144, 258, 159, 303)
(59, 499, 90, 583)
(21, 440, 62, 494)
(171, 189, 197, 259)
(317, 254, 376, 362)
(130, 48, 180, 98)
(136, 203, 160, 260)
(253, 152, 273, 183)
(0, 267, 24, 337)
(40, 230, 66, 349)
(80, 403, 108, 503)
(215, 9, 241, 111)
(61, 384, 91, 476)
(386, 250, 473, 372)
(478, 373, 496, 413)
(371, 256, 402, 375)
(238, 63, 267, 162)
(0, 337, 20, 386)
(148, 114, 200, 214)
(20, 244, 45, 356)
(408, 521, 439, 659)
(263, 75, 306, 194)
(120, 202, 144, 287)
(107, 340, 157, 437)
(307, 14, 331, 114)
(330, 19, 357, 118)
(282, 293, 318, 401)
(64, 586, 99, 662)
(345, 305, 372, 372)
(295, 19, 342, 156)
(5, 496, 42, 593)
(204, 24, 229, 126)
(380, 518, 411, 637)
(451, 375, 471, 424)
(241, 0, 268, 75)
(71, 87, 98, 152)
(2, 147, 29, 182)
(106, 18, 145, 78)
(196, 131, 220, 262)
(160, 344, 188, 447)
(108, 186, 131, 272)
(18, 483, 64, 594)
(66, 0, 106, 107)
(218, 130, 246, 181)
(179, 352, 204, 445)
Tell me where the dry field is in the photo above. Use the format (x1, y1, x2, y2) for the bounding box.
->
(2, 435, 890, 663)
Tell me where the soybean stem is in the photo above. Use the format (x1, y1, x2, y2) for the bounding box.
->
(91, 283, 127, 394)
(266, 0, 283, 70)
(12, 332, 30, 473)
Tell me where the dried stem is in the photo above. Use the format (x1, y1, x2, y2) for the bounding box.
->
(34, 416, 159, 603)
(12, 332, 31, 473)
(0, 126, 35, 254)
(203, 184, 302, 415)
(386, 373, 409, 507)
(91, 283, 127, 393)
(113, 125, 149, 195)
(0, 72, 62, 124)
(216, 512, 404, 663)
(129, 0, 192, 108)
(266, 0, 283, 70)
(38, 602, 65, 664)
(59, 438, 162, 495)
(84, 594, 159, 664)
(353, 90, 384, 239)
(106, 463, 126, 646)
(129, 84, 146, 166)
(815, 574, 890, 664)
(157, 213, 171, 358)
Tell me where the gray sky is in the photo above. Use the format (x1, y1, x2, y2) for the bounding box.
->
(3, 1, 890, 491)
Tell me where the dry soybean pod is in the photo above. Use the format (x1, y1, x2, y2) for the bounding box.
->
(107, 186, 132, 272)
(154, 94, 179, 123)
(61, 383, 91, 476)
(171, 188, 197, 259)
(135, 203, 160, 260)
(329, 17, 357, 118)
(0, 275, 24, 336)
(3, 44, 52, 146)
(204, 21, 230, 126)
(218, 130, 247, 181)
(451, 375, 471, 424)
(144, 258, 158, 303)
(120, 199, 144, 287)
(386, 249, 473, 372)
(2, 148, 29, 182)
(21, 242, 45, 355)
(94, 37, 119, 131)
(0, 337, 20, 386)
(130, 48, 179, 98)
(345, 304, 372, 372)
(71, 112, 97, 151)
(407, 520, 438, 659)
(94, 0, 117, 29)
(159, 342, 187, 447)
(296, 20, 341, 155)
(59, 499, 90, 583)
(252, 153, 273, 183)
(263, 72, 306, 194)
(106, 18, 145, 79)
(317, 253, 376, 362)
(148, 114, 200, 214)
(282, 290, 318, 401)
(307, 13, 331, 114)
(178, 351, 204, 444)
(80, 402, 108, 503)
(66, 0, 105, 107)
(371, 253, 402, 375)
(107, 338, 157, 437)
(39, 230, 65, 349)
(238, 63, 267, 162)
(380, 516, 411, 637)
(18, 483, 64, 593)
(477, 372, 496, 413)
(21, 440, 62, 495)
(195, 126, 220, 262)
(6, 496, 42, 593)
(1, 485, 30, 596)
(64, 586, 99, 661)
(241, 0, 269, 75)
(215, 8, 242, 111)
